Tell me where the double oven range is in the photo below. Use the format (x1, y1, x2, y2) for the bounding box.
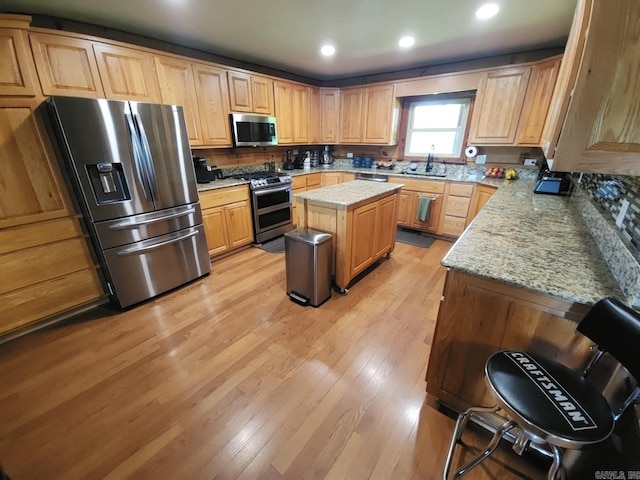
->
(227, 172, 294, 243)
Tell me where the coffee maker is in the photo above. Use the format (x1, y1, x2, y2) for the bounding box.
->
(193, 156, 220, 183)
(320, 145, 333, 168)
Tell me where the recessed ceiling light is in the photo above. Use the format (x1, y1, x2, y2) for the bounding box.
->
(475, 3, 499, 19)
(399, 36, 415, 48)
(320, 45, 336, 56)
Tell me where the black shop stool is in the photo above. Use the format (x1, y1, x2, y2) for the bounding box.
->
(442, 297, 640, 479)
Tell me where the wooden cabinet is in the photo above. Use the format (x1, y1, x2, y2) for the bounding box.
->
(309, 87, 321, 144)
(193, 63, 232, 147)
(426, 269, 591, 411)
(339, 84, 399, 144)
(0, 99, 104, 337)
(516, 57, 561, 145)
(200, 185, 253, 256)
(291, 173, 321, 226)
(321, 172, 343, 187)
(438, 182, 474, 237)
(30, 32, 105, 98)
(546, 0, 640, 175)
(339, 87, 365, 143)
(468, 66, 531, 144)
(468, 184, 497, 222)
(227, 70, 274, 115)
(0, 16, 37, 96)
(390, 177, 445, 233)
(320, 88, 340, 144)
(274, 80, 309, 144)
(154, 55, 203, 145)
(93, 43, 161, 103)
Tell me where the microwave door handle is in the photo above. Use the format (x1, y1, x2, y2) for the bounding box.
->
(125, 112, 153, 202)
(132, 113, 158, 203)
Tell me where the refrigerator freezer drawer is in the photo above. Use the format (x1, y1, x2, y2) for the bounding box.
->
(102, 225, 210, 308)
(94, 203, 203, 250)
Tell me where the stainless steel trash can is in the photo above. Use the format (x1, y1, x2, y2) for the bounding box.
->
(284, 228, 332, 307)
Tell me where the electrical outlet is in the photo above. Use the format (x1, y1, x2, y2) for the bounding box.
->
(475, 154, 487, 164)
(346, 152, 353, 158)
(523, 158, 537, 166)
(616, 199, 630, 228)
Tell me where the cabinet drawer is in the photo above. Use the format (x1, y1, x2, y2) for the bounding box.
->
(445, 196, 471, 217)
(440, 215, 467, 236)
(292, 176, 306, 189)
(199, 185, 248, 210)
(449, 183, 474, 197)
(389, 177, 445, 193)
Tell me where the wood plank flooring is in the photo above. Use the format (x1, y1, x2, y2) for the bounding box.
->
(0, 239, 545, 480)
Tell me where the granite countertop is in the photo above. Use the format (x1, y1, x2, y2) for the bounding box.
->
(295, 180, 402, 208)
(441, 178, 623, 305)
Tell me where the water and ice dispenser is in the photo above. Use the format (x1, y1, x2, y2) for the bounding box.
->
(86, 162, 130, 204)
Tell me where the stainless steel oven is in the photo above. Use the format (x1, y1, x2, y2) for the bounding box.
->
(251, 178, 293, 243)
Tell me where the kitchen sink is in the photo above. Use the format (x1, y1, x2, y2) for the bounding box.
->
(400, 170, 447, 178)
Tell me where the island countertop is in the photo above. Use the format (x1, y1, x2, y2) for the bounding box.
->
(294, 180, 402, 208)
(441, 178, 623, 306)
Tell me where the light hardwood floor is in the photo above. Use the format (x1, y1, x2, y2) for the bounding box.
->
(0, 239, 545, 480)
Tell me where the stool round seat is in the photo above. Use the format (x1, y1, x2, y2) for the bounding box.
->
(486, 350, 615, 448)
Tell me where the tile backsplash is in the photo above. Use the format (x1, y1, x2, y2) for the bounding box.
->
(577, 174, 640, 253)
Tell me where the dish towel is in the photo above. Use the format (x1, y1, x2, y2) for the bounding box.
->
(417, 196, 432, 222)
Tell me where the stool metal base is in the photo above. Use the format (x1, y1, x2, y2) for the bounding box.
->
(442, 405, 565, 480)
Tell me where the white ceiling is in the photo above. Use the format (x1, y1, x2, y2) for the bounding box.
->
(1, 0, 578, 81)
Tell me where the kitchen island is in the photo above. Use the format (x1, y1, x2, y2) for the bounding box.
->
(425, 177, 625, 411)
(295, 180, 402, 292)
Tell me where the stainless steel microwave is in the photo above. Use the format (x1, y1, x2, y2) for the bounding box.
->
(230, 113, 278, 147)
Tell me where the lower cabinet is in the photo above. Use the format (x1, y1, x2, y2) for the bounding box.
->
(390, 177, 445, 233)
(200, 185, 253, 257)
(468, 184, 497, 222)
(438, 183, 475, 237)
(426, 269, 592, 411)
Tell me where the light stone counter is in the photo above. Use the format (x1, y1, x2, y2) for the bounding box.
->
(294, 180, 402, 208)
(442, 178, 623, 305)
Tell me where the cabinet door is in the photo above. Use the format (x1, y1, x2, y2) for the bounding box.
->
(292, 84, 309, 143)
(321, 172, 342, 187)
(363, 84, 397, 144)
(309, 87, 321, 144)
(274, 80, 294, 144)
(468, 67, 531, 144)
(0, 100, 72, 230)
(93, 44, 161, 103)
(350, 202, 377, 276)
(154, 55, 203, 145)
(0, 28, 37, 96)
(251, 75, 274, 115)
(397, 190, 413, 226)
(193, 63, 232, 146)
(374, 195, 397, 257)
(469, 184, 496, 221)
(227, 70, 252, 112)
(30, 32, 104, 98)
(516, 57, 560, 145)
(339, 88, 364, 143)
(410, 194, 442, 233)
(225, 200, 253, 248)
(202, 206, 229, 256)
(320, 88, 340, 143)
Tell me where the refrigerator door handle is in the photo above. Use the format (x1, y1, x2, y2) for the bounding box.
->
(108, 207, 197, 230)
(124, 112, 153, 202)
(116, 229, 200, 256)
(133, 113, 158, 201)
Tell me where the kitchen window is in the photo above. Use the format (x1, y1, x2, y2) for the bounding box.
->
(403, 95, 472, 160)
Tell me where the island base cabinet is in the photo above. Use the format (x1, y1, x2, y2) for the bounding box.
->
(426, 269, 592, 411)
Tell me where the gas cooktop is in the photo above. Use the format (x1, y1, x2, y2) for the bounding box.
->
(225, 171, 292, 189)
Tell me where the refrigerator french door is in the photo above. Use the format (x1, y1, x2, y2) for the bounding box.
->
(47, 96, 210, 308)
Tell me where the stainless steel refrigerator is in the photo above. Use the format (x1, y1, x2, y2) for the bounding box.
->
(47, 96, 210, 308)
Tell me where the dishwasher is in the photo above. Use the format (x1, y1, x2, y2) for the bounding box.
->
(354, 172, 389, 182)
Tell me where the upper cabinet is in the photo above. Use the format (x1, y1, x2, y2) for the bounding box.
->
(30, 32, 105, 98)
(546, 0, 640, 175)
(468, 67, 531, 144)
(274, 80, 309, 145)
(0, 16, 38, 96)
(154, 55, 203, 146)
(93, 44, 161, 103)
(320, 88, 340, 144)
(339, 84, 399, 145)
(192, 63, 232, 147)
(227, 70, 274, 115)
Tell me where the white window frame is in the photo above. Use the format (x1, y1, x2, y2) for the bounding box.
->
(404, 97, 471, 159)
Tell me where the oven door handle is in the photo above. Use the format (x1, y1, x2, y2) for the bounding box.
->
(253, 185, 292, 197)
